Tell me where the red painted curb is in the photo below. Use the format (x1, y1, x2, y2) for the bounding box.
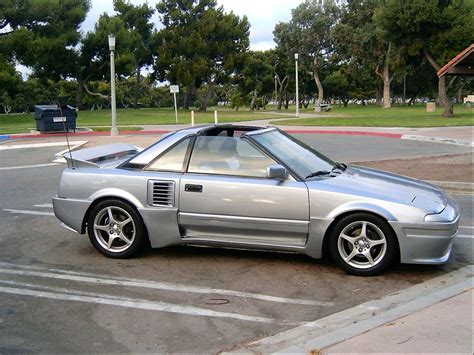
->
(8, 129, 402, 140)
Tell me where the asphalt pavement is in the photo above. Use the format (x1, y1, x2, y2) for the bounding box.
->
(0, 131, 472, 353)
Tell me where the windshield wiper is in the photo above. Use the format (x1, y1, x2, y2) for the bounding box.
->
(333, 162, 347, 171)
(306, 162, 347, 179)
(305, 170, 332, 179)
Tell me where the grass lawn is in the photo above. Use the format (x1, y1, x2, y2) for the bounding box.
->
(0, 104, 472, 134)
(274, 104, 473, 127)
(0, 107, 280, 134)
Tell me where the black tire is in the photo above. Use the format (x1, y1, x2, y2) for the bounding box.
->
(87, 199, 146, 258)
(328, 213, 397, 276)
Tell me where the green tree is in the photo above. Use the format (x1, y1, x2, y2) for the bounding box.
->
(155, 0, 250, 111)
(0, 0, 90, 110)
(375, 0, 474, 117)
(114, 0, 155, 108)
(78, 1, 155, 109)
(0, 56, 22, 113)
(274, 0, 340, 107)
(334, 0, 404, 108)
(270, 45, 292, 110)
(79, 14, 137, 108)
(239, 51, 274, 110)
(1, 0, 90, 80)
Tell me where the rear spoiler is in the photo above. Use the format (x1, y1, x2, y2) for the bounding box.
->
(64, 143, 142, 168)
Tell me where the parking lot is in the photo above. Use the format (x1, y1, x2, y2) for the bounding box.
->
(0, 134, 472, 353)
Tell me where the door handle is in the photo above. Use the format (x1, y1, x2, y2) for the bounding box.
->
(185, 184, 203, 193)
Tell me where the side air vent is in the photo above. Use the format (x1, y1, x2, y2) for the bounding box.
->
(147, 180, 175, 207)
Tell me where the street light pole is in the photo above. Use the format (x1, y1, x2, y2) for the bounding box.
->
(274, 74, 278, 104)
(295, 53, 299, 118)
(108, 34, 118, 136)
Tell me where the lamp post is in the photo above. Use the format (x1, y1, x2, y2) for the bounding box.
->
(108, 34, 118, 136)
(274, 74, 278, 104)
(295, 53, 299, 118)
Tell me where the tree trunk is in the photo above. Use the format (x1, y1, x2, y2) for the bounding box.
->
(408, 92, 418, 106)
(438, 76, 453, 117)
(277, 93, 283, 110)
(303, 97, 309, 109)
(423, 48, 453, 118)
(313, 70, 324, 107)
(76, 79, 84, 110)
(250, 90, 258, 110)
(375, 43, 393, 109)
(199, 96, 207, 112)
(375, 85, 382, 106)
(456, 81, 465, 104)
(276, 75, 288, 110)
(376, 63, 391, 108)
(197, 84, 212, 112)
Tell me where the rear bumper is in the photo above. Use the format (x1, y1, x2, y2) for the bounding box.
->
(389, 216, 459, 264)
(52, 196, 91, 234)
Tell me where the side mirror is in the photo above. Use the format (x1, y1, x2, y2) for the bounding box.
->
(266, 164, 288, 180)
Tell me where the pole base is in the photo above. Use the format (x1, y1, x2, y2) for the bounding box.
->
(110, 127, 119, 136)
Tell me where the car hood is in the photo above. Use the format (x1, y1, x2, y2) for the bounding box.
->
(307, 165, 446, 214)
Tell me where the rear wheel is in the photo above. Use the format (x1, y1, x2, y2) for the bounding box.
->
(329, 213, 397, 276)
(87, 199, 145, 258)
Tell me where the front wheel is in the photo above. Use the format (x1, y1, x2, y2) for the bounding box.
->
(329, 213, 397, 276)
(87, 199, 146, 258)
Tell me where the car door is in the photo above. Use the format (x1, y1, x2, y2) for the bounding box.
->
(178, 135, 309, 247)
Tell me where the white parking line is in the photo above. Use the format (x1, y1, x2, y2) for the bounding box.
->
(34, 204, 53, 208)
(3, 209, 54, 217)
(459, 226, 473, 229)
(0, 142, 87, 150)
(0, 282, 295, 325)
(0, 263, 333, 307)
(0, 163, 60, 171)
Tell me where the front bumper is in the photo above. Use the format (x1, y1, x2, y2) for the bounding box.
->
(389, 215, 459, 265)
(52, 196, 91, 234)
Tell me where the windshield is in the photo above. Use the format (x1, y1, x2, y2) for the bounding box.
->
(250, 130, 335, 179)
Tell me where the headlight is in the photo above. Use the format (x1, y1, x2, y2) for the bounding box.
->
(425, 203, 458, 223)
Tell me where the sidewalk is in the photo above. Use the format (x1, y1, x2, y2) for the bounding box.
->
(224, 266, 473, 354)
(324, 290, 472, 354)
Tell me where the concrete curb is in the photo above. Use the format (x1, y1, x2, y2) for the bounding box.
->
(402, 134, 474, 147)
(284, 130, 402, 139)
(223, 266, 473, 354)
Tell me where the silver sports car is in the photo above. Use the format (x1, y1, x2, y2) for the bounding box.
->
(52, 125, 459, 276)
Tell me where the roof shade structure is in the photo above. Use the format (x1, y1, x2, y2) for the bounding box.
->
(437, 44, 474, 77)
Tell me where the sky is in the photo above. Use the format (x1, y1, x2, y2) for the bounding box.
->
(82, 0, 304, 51)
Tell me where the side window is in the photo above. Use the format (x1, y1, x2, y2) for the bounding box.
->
(188, 136, 275, 177)
(147, 138, 190, 172)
